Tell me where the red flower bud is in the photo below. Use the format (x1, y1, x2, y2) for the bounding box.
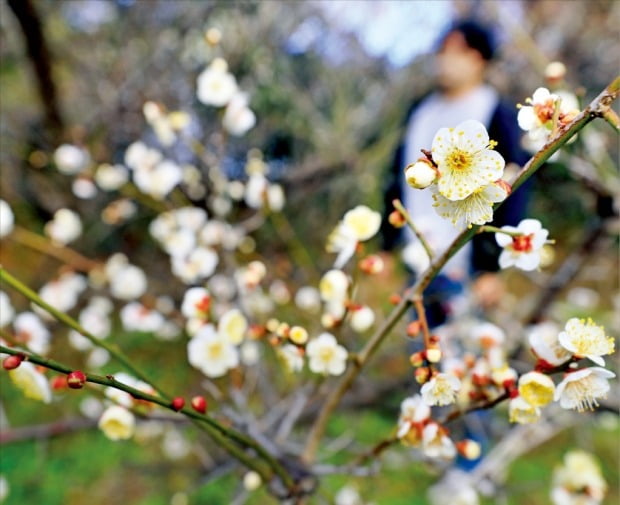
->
(51, 375, 68, 390)
(3, 355, 23, 370)
(191, 395, 207, 414)
(171, 397, 185, 411)
(67, 370, 87, 389)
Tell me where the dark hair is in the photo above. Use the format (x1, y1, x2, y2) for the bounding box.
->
(438, 19, 497, 61)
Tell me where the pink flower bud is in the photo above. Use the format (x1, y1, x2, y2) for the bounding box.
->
(3, 354, 23, 370)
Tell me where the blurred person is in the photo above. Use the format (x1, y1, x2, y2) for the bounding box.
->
(381, 19, 530, 328)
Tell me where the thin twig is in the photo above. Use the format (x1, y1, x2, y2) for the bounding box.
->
(392, 198, 434, 261)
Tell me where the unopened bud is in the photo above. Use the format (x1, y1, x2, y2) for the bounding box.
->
(409, 351, 425, 367)
(276, 322, 290, 338)
(425, 346, 442, 363)
(205, 27, 222, 47)
(545, 61, 567, 82)
(289, 326, 308, 345)
(67, 370, 87, 389)
(406, 321, 421, 337)
(388, 209, 406, 228)
(321, 313, 338, 329)
(265, 318, 279, 333)
(51, 375, 68, 390)
(388, 293, 402, 305)
(358, 255, 384, 275)
(191, 396, 207, 414)
(171, 397, 185, 411)
(415, 366, 431, 384)
(243, 470, 262, 491)
(2, 355, 23, 370)
(404, 160, 437, 189)
(456, 439, 481, 460)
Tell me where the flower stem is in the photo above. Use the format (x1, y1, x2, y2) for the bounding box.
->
(392, 199, 434, 261)
(0, 267, 295, 490)
(478, 225, 521, 237)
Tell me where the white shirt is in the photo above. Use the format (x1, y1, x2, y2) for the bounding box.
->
(402, 84, 499, 279)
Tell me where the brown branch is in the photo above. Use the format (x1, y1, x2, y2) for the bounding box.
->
(7, 0, 64, 140)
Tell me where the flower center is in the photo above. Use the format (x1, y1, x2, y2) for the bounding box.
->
(447, 149, 471, 171)
(319, 347, 334, 363)
(208, 342, 223, 360)
(512, 234, 534, 252)
(195, 296, 211, 314)
(534, 100, 555, 122)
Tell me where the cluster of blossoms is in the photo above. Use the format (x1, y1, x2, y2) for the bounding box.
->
(403, 119, 509, 229)
(551, 450, 607, 505)
(398, 315, 615, 459)
(196, 57, 256, 136)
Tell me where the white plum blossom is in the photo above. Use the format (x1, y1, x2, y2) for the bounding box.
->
(421, 422, 456, 459)
(98, 405, 135, 441)
(105, 372, 153, 408)
(181, 287, 211, 319)
(401, 240, 431, 276)
(470, 321, 505, 349)
(327, 205, 381, 268)
(277, 344, 304, 373)
(527, 321, 573, 366)
(397, 394, 431, 439)
(217, 308, 247, 345)
(8, 362, 52, 403)
(171, 247, 219, 284)
(496, 219, 549, 271)
(223, 92, 256, 136)
(319, 269, 349, 304)
(196, 58, 238, 107)
(72, 177, 98, 199)
(133, 159, 183, 200)
(44, 208, 83, 245)
(187, 324, 239, 378)
(431, 119, 505, 201)
(554, 367, 615, 412)
(518, 87, 580, 142)
(124, 141, 162, 172)
(37, 272, 87, 317)
(53, 144, 90, 175)
(0, 292, 14, 327)
(13, 312, 51, 355)
(349, 306, 375, 332)
(342, 205, 382, 241)
(108, 262, 147, 301)
(518, 371, 556, 407)
(306, 332, 348, 376)
(551, 450, 607, 505)
(432, 181, 508, 229)
(0, 200, 14, 237)
(557, 318, 614, 366)
(294, 286, 321, 313)
(421, 373, 461, 406)
(95, 164, 129, 191)
(120, 302, 165, 333)
(509, 395, 541, 424)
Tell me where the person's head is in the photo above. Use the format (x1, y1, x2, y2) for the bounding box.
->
(435, 20, 496, 96)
